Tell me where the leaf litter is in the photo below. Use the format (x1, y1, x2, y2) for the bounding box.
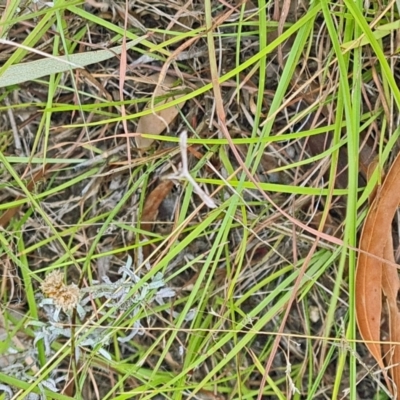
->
(1, 0, 400, 399)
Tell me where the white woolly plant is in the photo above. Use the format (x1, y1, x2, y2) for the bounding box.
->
(4, 256, 177, 398)
(0, 364, 65, 400)
(34, 256, 178, 352)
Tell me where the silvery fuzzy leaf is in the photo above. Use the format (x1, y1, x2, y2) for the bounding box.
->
(98, 347, 112, 361)
(53, 375, 67, 385)
(26, 394, 40, 400)
(7, 347, 18, 355)
(170, 308, 197, 321)
(75, 346, 81, 363)
(2, 363, 24, 374)
(109, 292, 129, 307)
(33, 331, 52, 355)
(49, 324, 71, 338)
(117, 327, 139, 343)
(79, 337, 96, 347)
(24, 393, 40, 400)
(119, 268, 140, 283)
(26, 320, 47, 328)
(33, 330, 46, 345)
(156, 288, 175, 299)
(183, 309, 197, 322)
(153, 272, 164, 281)
(44, 339, 52, 356)
(76, 304, 87, 320)
(125, 255, 133, 271)
(134, 318, 144, 335)
(130, 53, 156, 65)
(79, 296, 91, 306)
(118, 256, 134, 278)
(101, 276, 112, 285)
(53, 307, 61, 322)
(89, 290, 110, 299)
(117, 317, 144, 343)
(148, 281, 164, 290)
(80, 336, 101, 348)
(37, 298, 62, 322)
(0, 383, 13, 398)
(149, 272, 165, 289)
(136, 287, 149, 302)
(137, 244, 145, 268)
(83, 288, 114, 302)
(37, 298, 55, 308)
(41, 379, 59, 392)
(80, 330, 111, 348)
(109, 287, 129, 300)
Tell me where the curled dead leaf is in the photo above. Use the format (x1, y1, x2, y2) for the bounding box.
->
(135, 74, 186, 149)
(141, 180, 174, 232)
(356, 152, 400, 395)
(0, 166, 50, 228)
(140, 180, 174, 259)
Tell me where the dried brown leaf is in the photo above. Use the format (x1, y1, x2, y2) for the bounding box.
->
(356, 152, 400, 394)
(140, 180, 174, 260)
(0, 166, 50, 228)
(382, 239, 400, 395)
(135, 74, 186, 149)
(141, 180, 174, 232)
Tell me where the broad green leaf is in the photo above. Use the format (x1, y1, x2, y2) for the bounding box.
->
(0, 36, 147, 88)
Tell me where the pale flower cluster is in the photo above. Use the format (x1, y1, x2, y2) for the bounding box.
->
(40, 270, 80, 312)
